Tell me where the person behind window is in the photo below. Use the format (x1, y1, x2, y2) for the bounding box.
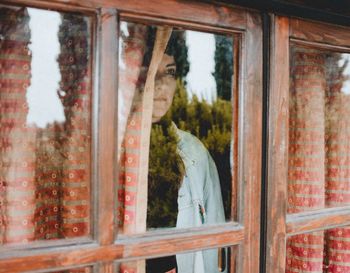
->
(145, 28, 227, 273)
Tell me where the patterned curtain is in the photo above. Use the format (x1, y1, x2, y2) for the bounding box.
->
(0, 7, 36, 244)
(56, 13, 91, 239)
(117, 23, 148, 157)
(117, 24, 172, 273)
(116, 22, 149, 273)
(324, 53, 350, 273)
(117, 22, 148, 235)
(287, 46, 326, 273)
(0, 6, 91, 250)
(287, 46, 350, 273)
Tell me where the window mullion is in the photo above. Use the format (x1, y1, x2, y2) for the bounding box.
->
(265, 15, 289, 273)
(97, 8, 118, 245)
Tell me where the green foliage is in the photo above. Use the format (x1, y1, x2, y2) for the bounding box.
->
(147, 118, 185, 228)
(213, 35, 233, 101)
(147, 32, 234, 226)
(170, 81, 233, 218)
(148, 80, 233, 222)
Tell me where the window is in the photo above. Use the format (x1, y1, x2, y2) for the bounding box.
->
(4, 2, 350, 273)
(0, 5, 93, 246)
(267, 16, 350, 273)
(0, 1, 262, 273)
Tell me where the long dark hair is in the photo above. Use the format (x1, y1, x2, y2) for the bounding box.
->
(142, 26, 189, 78)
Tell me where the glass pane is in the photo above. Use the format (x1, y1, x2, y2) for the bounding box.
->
(116, 246, 237, 273)
(286, 226, 350, 272)
(117, 21, 236, 234)
(0, 6, 92, 244)
(289, 44, 350, 213)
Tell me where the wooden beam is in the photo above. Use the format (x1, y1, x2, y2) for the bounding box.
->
(0, 224, 243, 272)
(237, 10, 263, 273)
(290, 18, 350, 47)
(287, 206, 350, 236)
(265, 15, 289, 273)
(3, 0, 247, 30)
(117, 223, 244, 260)
(97, 8, 118, 245)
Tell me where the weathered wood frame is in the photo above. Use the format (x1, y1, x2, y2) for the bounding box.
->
(0, 1, 262, 272)
(266, 15, 350, 273)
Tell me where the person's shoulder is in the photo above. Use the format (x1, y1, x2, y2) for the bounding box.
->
(177, 129, 201, 145)
(176, 128, 208, 158)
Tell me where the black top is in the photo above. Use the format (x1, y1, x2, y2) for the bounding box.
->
(146, 255, 177, 273)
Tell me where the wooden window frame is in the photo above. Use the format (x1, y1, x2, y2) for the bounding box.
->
(0, 1, 262, 272)
(266, 15, 350, 273)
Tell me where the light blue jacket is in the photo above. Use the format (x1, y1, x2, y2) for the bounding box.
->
(175, 127, 227, 273)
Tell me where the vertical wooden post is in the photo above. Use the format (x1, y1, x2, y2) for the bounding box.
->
(265, 15, 290, 273)
(98, 6, 117, 246)
(98, 8, 118, 273)
(237, 11, 263, 273)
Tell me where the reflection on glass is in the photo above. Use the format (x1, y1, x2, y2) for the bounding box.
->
(0, 6, 92, 244)
(286, 227, 350, 273)
(117, 22, 234, 234)
(289, 45, 350, 213)
(116, 246, 236, 273)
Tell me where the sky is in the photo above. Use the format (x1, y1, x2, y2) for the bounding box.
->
(26, 8, 65, 128)
(339, 53, 350, 95)
(185, 30, 217, 103)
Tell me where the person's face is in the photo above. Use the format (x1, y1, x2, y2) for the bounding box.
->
(152, 53, 177, 123)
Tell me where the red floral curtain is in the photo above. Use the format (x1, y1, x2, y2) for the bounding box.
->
(0, 7, 35, 244)
(324, 53, 350, 273)
(55, 13, 91, 239)
(117, 22, 148, 235)
(287, 46, 350, 273)
(117, 23, 172, 273)
(287, 47, 326, 273)
(0, 7, 91, 249)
